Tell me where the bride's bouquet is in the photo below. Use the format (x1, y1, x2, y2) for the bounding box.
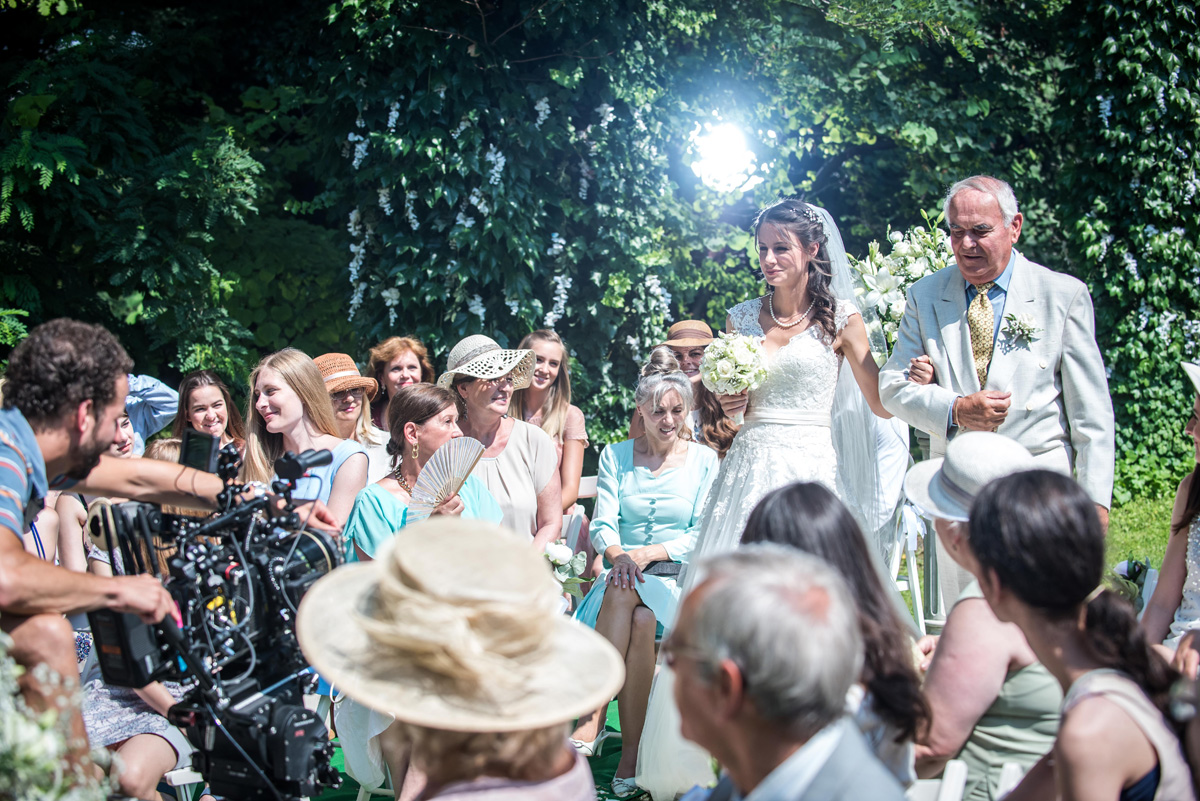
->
(699, 332, 769, 425)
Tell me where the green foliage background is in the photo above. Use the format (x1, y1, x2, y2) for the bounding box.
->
(0, 0, 1197, 497)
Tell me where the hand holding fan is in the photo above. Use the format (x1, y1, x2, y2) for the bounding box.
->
(406, 437, 486, 523)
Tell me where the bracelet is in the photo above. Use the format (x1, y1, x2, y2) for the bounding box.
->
(952, 397, 962, 427)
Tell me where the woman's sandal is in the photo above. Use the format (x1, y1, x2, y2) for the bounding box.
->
(569, 729, 612, 757)
(611, 776, 642, 798)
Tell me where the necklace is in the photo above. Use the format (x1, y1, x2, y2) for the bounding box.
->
(768, 293, 816, 329)
(391, 467, 415, 495)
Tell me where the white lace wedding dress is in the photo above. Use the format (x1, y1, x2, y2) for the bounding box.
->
(634, 295, 861, 800)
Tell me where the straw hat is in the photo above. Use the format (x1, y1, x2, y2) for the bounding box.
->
(296, 518, 624, 732)
(1184, 361, 1200, 396)
(903, 432, 1039, 522)
(662, 320, 715, 348)
(436, 335, 535, 390)
(314, 353, 378, 401)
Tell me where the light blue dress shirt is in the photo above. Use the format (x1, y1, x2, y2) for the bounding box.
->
(125, 373, 180, 456)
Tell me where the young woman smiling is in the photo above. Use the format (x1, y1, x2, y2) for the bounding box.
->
(314, 353, 392, 484)
(242, 348, 368, 526)
(172, 370, 247, 451)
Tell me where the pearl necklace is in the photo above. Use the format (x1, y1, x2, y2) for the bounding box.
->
(768, 293, 816, 329)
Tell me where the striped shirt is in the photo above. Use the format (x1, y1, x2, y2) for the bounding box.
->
(0, 407, 49, 541)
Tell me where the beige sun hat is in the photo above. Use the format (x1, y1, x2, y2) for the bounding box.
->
(436, 335, 535, 391)
(314, 352, 379, 401)
(904, 431, 1039, 522)
(296, 518, 624, 732)
(661, 320, 715, 348)
(1184, 361, 1200, 396)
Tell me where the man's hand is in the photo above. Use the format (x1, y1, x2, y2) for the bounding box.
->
(110, 575, 175, 624)
(954, 391, 1011, 431)
(717, 390, 749, 418)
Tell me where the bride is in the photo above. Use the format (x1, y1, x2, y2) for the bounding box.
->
(635, 197, 892, 799)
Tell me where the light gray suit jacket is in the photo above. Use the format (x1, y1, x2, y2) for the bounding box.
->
(703, 721, 905, 801)
(879, 254, 1115, 507)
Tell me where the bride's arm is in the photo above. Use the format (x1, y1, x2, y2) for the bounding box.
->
(838, 314, 892, 419)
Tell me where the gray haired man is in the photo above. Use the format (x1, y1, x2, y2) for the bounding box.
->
(667, 545, 904, 801)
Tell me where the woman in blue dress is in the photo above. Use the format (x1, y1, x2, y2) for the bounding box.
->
(343, 383, 502, 562)
(570, 349, 718, 797)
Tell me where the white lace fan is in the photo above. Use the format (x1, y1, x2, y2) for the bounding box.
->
(405, 437, 486, 523)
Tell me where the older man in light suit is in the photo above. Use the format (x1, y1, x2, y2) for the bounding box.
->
(671, 546, 904, 801)
(879, 175, 1115, 607)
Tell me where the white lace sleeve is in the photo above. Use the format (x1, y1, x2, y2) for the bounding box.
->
(834, 298, 861, 334)
(727, 297, 764, 336)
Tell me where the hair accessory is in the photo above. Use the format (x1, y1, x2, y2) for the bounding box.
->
(296, 518, 625, 731)
(903, 432, 1039, 522)
(314, 353, 378, 401)
(803, 205, 821, 224)
(437, 335, 535, 390)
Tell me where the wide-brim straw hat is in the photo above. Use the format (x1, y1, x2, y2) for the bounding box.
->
(662, 320, 715, 348)
(1184, 361, 1200, 396)
(314, 353, 378, 401)
(296, 518, 624, 732)
(903, 431, 1039, 522)
(436, 335, 535, 390)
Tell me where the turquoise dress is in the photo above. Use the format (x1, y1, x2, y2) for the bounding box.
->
(342, 475, 502, 561)
(575, 440, 718, 629)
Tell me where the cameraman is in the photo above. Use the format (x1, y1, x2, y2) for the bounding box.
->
(0, 319, 334, 774)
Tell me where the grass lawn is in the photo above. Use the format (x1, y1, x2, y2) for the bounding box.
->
(1106, 494, 1175, 571)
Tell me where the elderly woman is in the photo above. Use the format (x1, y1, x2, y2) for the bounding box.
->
(570, 349, 718, 797)
(903, 432, 1060, 800)
(315, 352, 392, 483)
(297, 518, 624, 801)
(242, 348, 368, 525)
(441, 335, 561, 547)
(970, 472, 1194, 801)
(343, 384, 502, 562)
(172, 369, 247, 452)
(368, 336, 436, 428)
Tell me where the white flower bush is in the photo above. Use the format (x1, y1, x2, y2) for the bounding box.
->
(849, 210, 953, 348)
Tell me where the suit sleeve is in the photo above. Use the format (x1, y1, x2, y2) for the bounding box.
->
(879, 286, 959, 437)
(1059, 284, 1115, 507)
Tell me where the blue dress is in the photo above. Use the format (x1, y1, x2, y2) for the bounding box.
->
(575, 440, 718, 629)
(342, 475, 503, 561)
(288, 438, 367, 505)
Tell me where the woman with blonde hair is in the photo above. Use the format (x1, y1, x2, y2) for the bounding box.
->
(242, 348, 368, 525)
(368, 336, 435, 428)
(512, 330, 589, 512)
(314, 353, 392, 483)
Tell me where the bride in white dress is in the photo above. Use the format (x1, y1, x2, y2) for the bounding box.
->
(634, 198, 892, 800)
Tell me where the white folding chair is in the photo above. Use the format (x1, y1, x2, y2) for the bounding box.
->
(996, 762, 1026, 798)
(164, 768, 205, 801)
(906, 759, 968, 801)
(563, 512, 585, 553)
(890, 506, 926, 636)
(578, 475, 598, 499)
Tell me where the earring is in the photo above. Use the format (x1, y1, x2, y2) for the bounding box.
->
(411, 441, 419, 461)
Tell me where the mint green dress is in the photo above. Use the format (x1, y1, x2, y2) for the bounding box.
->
(342, 475, 503, 561)
(955, 582, 1062, 801)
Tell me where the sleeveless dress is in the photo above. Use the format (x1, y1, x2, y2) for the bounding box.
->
(1166, 516, 1200, 648)
(635, 297, 860, 800)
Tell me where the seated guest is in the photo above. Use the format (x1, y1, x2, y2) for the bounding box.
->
(569, 353, 718, 796)
(315, 352, 393, 483)
(343, 384, 502, 562)
(512, 330, 589, 513)
(296, 518, 625, 801)
(1141, 361, 1200, 674)
(242, 348, 368, 525)
(903, 433, 1060, 799)
(172, 369, 247, 452)
(441, 335, 561, 547)
(741, 482, 928, 786)
(969, 471, 1195, 800)
(666, 545, 905, 801)
(368, 336, 436, 428)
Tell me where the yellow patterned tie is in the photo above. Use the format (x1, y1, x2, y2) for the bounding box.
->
(968, 282, 996, 389)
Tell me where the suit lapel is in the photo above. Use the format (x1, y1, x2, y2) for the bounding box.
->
(985, 255, 1034, 393)
(934, 268, 978, 394)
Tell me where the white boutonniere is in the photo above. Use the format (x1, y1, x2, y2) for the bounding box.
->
(1002, 312, 1042, 343)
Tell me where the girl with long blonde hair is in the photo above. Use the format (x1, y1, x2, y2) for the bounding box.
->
(242, 348, 368, 525)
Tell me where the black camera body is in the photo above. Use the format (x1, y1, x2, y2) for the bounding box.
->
(87, 440, 342, 800)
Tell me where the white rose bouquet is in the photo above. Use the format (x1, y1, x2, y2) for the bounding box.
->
(699, 331, 769, 425)
(849, 209, 953, 351)
(544, 541, 588, 600)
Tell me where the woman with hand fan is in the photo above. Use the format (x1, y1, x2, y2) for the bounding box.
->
(343, 384, 502, 563)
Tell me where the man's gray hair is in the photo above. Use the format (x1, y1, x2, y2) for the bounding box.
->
(943, 175, 1020, 227)
(688, 545, 863, 738)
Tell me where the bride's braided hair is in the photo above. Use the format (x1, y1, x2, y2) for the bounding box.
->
(752, 197, 838, 342)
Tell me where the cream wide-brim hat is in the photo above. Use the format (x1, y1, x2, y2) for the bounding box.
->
(1184, 361, 1200, 396)
(436, 335, 535, 391)
(904, 431, 1039, 522)
(296, 518, 624, 732)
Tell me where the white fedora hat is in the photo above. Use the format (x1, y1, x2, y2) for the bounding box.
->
(1184, 361, 1200, 396)
(436, 335, 535, 391)
(296, 518, 624, 732)
(904, 431, 1039, 522)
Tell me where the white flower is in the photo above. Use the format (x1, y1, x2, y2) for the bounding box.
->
(534, 97, 551, 129)
(485, 145, 506, 186)
(468, 187, 490, 217)
(595, 103, 616, 129)
(381, 288, 401, 306)
(387, 102, 401, 131)
(546, 232, 566, 257)
(377, 186, 394, 216)
(468, 295, 486, 322)
(404, 191, 420, 231)
(888, 230, 904, 243)
(455, 210, 476, 229)
(545, 542, 573, 566)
